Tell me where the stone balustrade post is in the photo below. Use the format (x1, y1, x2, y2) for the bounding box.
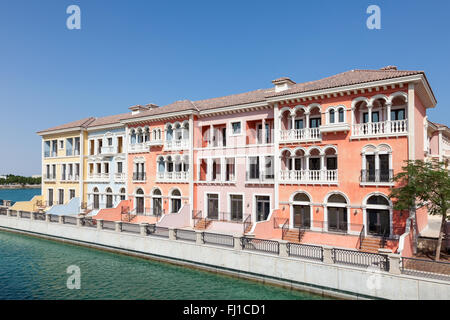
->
(234, 236, 242, 251)
(45, 214, 51, 222)
(279, 240, 289, 257)
(322, 245, 334, 264)
(115, 221, 122, 232)
(97, 219, 104, 231)
(387, 253, 402, 275)
(76, 216, 83, 227)
(195, 230, 204, 245)
(6, 209, 11, 217)
(140, 223, 148, 236)
(17, 211, 22, 219)
(168, 228, 176, 240)
(58, 215, 64, 224)
(30, 212, 35, 221)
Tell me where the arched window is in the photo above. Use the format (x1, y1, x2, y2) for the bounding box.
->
(367, 195, 390, 206)
(170, 189, 182, 213)
(338, 108, 345, 123)
(157, 157, 165, 173)
(293, 192, 310, 202)
(106, 188, 113, 208)
(326, 193, 348, 232)
(93, 187, 100, 209)
(329, 109, 335, 124)
(135, 188, 145, 214)
(152, 188, 163, 216)
(120, 188, 126, 201)
(166, 125, 173, 141)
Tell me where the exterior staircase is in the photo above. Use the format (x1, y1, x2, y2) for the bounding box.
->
(244, 223, 253, 234)
(283, 229, 305, 243)
(194, 218, 212, 230)
(360, 237, 382, 253)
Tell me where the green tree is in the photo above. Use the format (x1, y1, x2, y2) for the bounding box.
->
(389, 160, 450, 260)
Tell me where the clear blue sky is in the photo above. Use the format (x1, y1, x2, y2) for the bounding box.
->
(1, 0, 449, 176)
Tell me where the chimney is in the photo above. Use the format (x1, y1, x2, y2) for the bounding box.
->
(145, 103, 159, 110)
(380, 66, 398, 71)
(129, 104, 151, 115)
(272, 77, 296, 93)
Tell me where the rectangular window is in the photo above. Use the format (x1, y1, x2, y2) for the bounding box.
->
(365, 155, 376, 182)
(249, 157, 260, 179)
(58, 189, 64, 205)
(48, 189, 53, 207)
(326, 157, 337, 170)
(309, 158, 320, 170)
(391, 109, 405, 121)
(117, 162, 123, 173)
(69, 189, 75, 200)
(264, 156, 274, 179)
(108, 138, 113, 146)
(222, 128, 227, 147)
(231, 122, 241, 135)
(225, 158, 235, 181)
(66, 138, 73, 156)
(309, 117, 321, 128)
(212, 159, 221, 181)
(59, 140, 64, 149)
(295, 119, 304, 129)
(230, 195, 243, 221)
(379, 154, 390, 182)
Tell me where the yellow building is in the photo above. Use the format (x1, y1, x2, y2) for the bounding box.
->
(37, 118, 94, 208)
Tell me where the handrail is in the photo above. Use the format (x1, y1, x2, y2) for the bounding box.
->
(281, 219, 289, 240)
(358, 225, 365, 250)
(243, 215, 252, 234)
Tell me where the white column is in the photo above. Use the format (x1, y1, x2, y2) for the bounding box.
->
(374, 151, 380, 182)
(320, 154, 325, 181)
(274, 103, 280, 210)
(386, 102, 392, 134)
(408, 83, 415, 160)
(189, 115, 194, 226)
(261, 118, 266, 144)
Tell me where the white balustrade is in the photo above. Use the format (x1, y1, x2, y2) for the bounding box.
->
(280, 170, 338, 183)
(157, 171, 189, 182)
(164, 139, 189, 151)
(280, 128, 321, 142)
(352, 119, 407, 137)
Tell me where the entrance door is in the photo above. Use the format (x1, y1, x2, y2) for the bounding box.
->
(328, 207, 347, 232)
(153, 198, 162, 216)
(256, 196, 270, 221)
(207, 194, 219, 220)
(293, 205, 310, 229)
(136, 197, 144, 214)
(48, 189, 53, 207)
(367, 209, 390, 236)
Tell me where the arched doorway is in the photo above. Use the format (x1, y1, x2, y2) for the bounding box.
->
(135, 188, 145, 214)
(106, 188, 113, 208)
(93, 187, 100, 209)
(152, 188, 163, 216)
(366, 194, 391, 236)
(170, 189, 182, 213)
(326, 193, 348, 233)
(291, 192, 311, 230)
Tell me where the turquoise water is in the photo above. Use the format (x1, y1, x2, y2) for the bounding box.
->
(0, 188, 41, 203)
(0, 231, 327, 300)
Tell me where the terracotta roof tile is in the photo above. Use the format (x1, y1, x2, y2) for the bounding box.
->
(37, 117, 95, 134)
(88, 112, 133, 128)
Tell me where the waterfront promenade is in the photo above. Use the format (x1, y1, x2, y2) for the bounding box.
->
(0, 208, 448, 300)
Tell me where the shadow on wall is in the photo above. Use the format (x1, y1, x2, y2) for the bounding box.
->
(46, 197, 80, 216)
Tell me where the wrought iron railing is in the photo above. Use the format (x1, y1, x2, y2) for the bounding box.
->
(360, 169, 394, 183)
(332, 248, 389, 271)
(401, 257, 450, 281)
(203, 232, 234, 247)
(175, 229, 197, 242)
(357, 225, 365, 250)
(121, 222, 140, 234)
(287, 243, 323, 261)
(132, 172, 146, 181)
(241, 237, 280, 255)
(243, 214, 252, 234)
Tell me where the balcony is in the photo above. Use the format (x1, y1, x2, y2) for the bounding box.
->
(279, 128, 321, 143)
(280, 169, 338, 184)
(87, 173, 110, 182)
(360, 169, 394, 185)
(146, 139, 163, 147)
(43, 174, 56, 181)
(101, 146, 117, 155)
(352, 119, 407, 138)
(245, 171, 274, 184)
(156, 171, 189, 182)
(132, 172, 146, 182)
(114, 172, 126, 182)
(164, 139, 189, 151)
(129, 143, 148, 153)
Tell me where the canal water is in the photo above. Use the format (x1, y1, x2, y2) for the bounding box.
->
(0, 188, 41, 204)
(0, 230, 327, 300)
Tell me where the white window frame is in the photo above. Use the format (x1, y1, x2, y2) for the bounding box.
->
(229, 121, 242, 136)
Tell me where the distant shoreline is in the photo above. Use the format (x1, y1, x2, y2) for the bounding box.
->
(0, 185, 41, 190)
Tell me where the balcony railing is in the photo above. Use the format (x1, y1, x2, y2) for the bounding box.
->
(280, 127, 321, 142)
(132, 172, 146, 181)
(157, 171, 189, 182)
(44, 174, 56, 181)
(146, 139, 163, 146)
(280, 169, 338, 184)
(360, 169, 394, 183)
(101, 146, 116, 155)
(352, 119, 407, 137)
(245, 171, 274, 183)
(87, 173, 110, 181)
(164, 139, 189, 151)
(129, 143, 148, 153)
(115, 173, 126, 181)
